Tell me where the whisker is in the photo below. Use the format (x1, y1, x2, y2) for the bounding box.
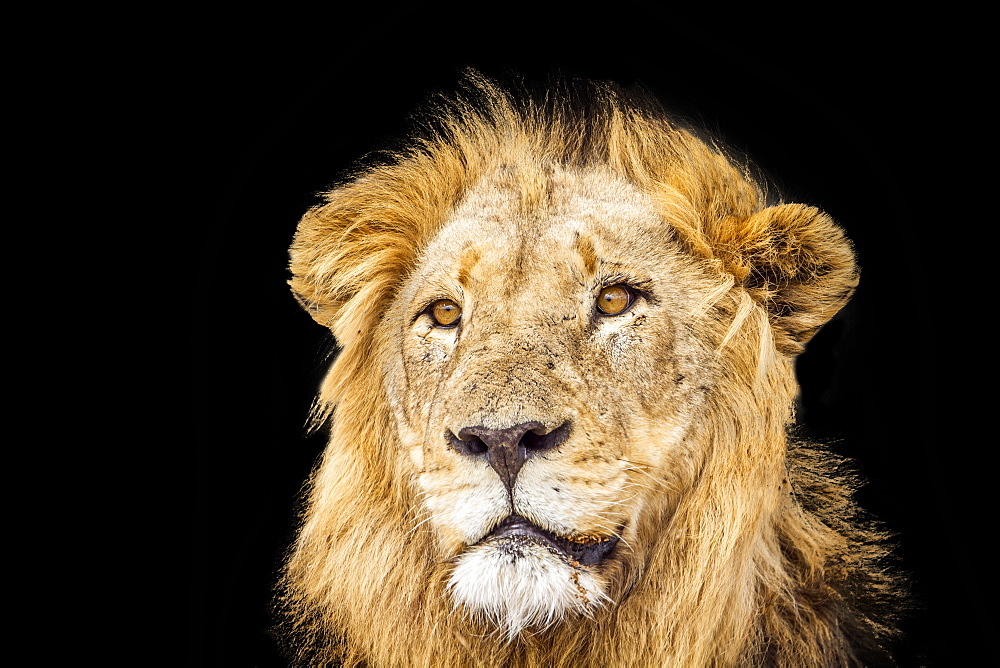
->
(404, 513, 436, 538)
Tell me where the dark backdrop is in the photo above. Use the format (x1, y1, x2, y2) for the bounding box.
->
(186, 8, 986, 665)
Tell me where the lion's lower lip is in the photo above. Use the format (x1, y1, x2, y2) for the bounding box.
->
(483, 514, 620, 566)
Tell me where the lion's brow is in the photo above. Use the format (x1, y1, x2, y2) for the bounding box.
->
(454, 245, 482, 287)
(572, 232, 599, 276)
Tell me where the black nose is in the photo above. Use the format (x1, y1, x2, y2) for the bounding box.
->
(450, 421, 569, 492)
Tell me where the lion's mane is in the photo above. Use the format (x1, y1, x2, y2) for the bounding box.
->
(279, 74, 901, 666)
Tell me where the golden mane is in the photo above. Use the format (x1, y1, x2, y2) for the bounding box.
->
(280, 73, 900, 666)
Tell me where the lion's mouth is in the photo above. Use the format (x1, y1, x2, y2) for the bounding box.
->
(481, 514, 620, 566)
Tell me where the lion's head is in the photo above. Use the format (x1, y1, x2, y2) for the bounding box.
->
(280, 74, 897, 666)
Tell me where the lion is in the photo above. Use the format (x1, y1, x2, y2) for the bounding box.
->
(279, 73, 902, 666)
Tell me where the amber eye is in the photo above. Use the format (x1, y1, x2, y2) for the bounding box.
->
(430, 299, 462, 327)
(596, 285, 634, 316)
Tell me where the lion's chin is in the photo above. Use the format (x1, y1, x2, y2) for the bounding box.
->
(447, 518, 612, 639)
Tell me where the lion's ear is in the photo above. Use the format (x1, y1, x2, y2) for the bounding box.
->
(288, 275, 336, 328)
(287, 204, 344, 330)
(716, 203, 858, 355)
(287, 181, 433, 343)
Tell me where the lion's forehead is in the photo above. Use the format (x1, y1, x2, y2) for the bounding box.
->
(424, 167, 670, 284)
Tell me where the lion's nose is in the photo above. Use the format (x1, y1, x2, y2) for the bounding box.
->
(451, 421, 570, 492)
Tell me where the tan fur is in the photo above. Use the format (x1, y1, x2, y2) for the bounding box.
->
(280, 73, 900, 666)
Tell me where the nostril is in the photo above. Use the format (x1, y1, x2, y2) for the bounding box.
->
(464, 436, 488, 456)
(449, 430, 488, 456)
(521, 422, 570, 453)
(521, 430, 542, 450)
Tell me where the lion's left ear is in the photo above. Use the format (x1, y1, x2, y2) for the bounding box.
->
(716, 203, 859, 355)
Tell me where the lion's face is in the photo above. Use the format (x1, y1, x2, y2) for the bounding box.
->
(382, 166, 723, 635)
(284, 77, 872, 665)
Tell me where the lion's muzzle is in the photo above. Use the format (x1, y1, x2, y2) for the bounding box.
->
(483, 513, 621, 566)
(447, 421, 571, 492)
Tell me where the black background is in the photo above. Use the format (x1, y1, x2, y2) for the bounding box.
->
(186, 7, 988, 665)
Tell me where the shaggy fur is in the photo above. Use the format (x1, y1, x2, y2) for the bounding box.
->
(279, 73, 901, 666)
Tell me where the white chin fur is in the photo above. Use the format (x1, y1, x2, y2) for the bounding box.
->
(447, 539, 609, 639)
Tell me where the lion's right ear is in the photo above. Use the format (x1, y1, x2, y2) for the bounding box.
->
(288, 248, 338, 332)
(287, 179, 438, 345)
(287, 203, 349, 331)
(288, 273, 335, 328)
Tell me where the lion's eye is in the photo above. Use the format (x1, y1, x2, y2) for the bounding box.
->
(596, 285, 634, 316)
(430, 299, 462, 327)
